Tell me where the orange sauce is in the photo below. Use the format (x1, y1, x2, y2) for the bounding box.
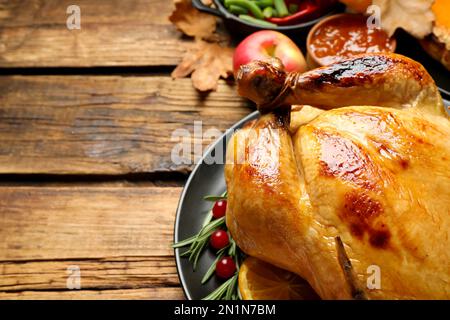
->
(310, 14, 395, 66)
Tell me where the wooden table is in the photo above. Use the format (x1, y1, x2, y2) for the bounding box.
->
(0, 0, 251, 299)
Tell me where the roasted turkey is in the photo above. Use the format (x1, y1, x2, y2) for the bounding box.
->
(225, 53, 450, 299)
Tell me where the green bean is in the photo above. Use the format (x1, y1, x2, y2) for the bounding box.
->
(263, 6, 273, 18)
(238, 14, 277, 27)
(274, 0, 288, 17)
(224, 0, 264, 19)
(288, 3, 299, 14)
(228, 4, 248, 15)
(252, 0, 274, 8)
(272, 7, 279, 17)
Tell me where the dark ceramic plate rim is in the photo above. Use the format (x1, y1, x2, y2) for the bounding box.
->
(174, 100, 449, 300)
(173, 110, 258, 300)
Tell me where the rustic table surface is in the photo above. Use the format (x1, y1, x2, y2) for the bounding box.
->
(0, 0, 251, 299)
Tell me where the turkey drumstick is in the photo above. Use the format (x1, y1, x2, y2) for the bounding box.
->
(236, 53, 448, 117)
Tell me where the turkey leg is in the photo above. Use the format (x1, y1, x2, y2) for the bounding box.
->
(236, 53, 447, 117)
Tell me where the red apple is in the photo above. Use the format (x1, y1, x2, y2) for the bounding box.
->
(233, 30, 307, 76)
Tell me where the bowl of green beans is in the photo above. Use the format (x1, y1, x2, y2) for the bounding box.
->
(192, 0, 340, 38)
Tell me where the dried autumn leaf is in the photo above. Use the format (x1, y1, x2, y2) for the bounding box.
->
(169, 0, 217, 40)
(373, 0, 434, 38)
(172, 40, 234, 92)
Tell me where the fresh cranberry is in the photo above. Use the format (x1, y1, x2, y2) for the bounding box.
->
(212, 200, 227, 219)
(210, 230, 229, 250)
(216, 256, 236, 279)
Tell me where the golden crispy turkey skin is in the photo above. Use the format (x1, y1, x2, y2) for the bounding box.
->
(226, 54, 450, 299)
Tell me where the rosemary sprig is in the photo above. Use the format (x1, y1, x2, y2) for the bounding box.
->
(203, 195, 227, 202)
(174, 216, 226, 270)
(202, 209, 213, 228)
(173, 191, 242, 300)
(201, 251, 225, 284)
(203, 274, 239, 300)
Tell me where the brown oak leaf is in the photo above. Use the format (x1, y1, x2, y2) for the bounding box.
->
(169, 0, 217, 40)
(172, 40, 234, 92)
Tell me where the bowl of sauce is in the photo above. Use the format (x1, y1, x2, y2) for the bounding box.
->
(306, 13, 396, 68)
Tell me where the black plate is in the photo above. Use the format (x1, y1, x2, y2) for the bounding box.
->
(174, 100, 449, 300)
(174, 111, 259, 300)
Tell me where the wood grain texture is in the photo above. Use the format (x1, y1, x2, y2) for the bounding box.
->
(0, 185, 186, 299)
(0, 75, 251, 175)
(0, 0, 241, 300)
(0, 0, 190, 67)
(0, 256, 179, 291)
(0, 288, 184, 300)
(0, 186, 181, 260)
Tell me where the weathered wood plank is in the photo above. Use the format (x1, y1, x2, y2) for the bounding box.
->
(0, 287, 185, 300)
(0, 256, 179, 291)
(0, 0, 189, 67)
(0, 185, 186, 299)
(0, 75, 251, 175)
(0, 186, 181, 260)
